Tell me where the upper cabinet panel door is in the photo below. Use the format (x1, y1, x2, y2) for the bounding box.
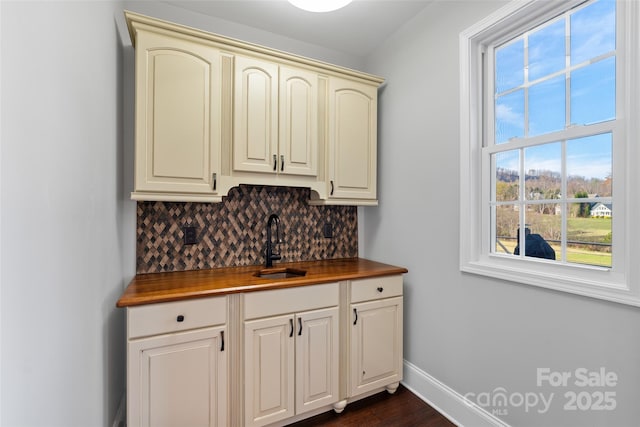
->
(328, 78, 377, 200)
(234, 56, 279, 174)
(135, 30, 221, 195)
(279, 66, 318, 176)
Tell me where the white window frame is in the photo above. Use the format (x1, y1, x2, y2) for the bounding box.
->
(459, 0, 640, 306)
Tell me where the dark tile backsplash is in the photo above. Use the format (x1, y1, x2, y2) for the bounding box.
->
(136, 185, 358, 274)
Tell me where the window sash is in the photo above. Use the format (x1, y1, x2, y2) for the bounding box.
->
(483, 0, 622, 269)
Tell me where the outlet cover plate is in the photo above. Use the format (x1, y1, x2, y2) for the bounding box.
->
(184, 226, 197, 245)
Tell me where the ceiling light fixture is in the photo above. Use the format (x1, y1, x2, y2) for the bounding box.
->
(288, 0, 352, 13)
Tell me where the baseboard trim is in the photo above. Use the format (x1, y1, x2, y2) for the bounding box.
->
(112, 364, 506, 427)
(402, 360, 509, 427)
(112, 393, 126, 427)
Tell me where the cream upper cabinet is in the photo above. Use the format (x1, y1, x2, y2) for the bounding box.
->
(125, 11, 383, 205)
(326, 77, 378, 203)
(233, 55, 279, 175)
(130, 25, 224, 202)
(234, 55, 318, 177)
(349, 276, 403, 397)
(280, 66, 318, 176)
(126, 297, 228, 427)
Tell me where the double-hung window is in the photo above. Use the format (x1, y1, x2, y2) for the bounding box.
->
(460, 0, 640, 305)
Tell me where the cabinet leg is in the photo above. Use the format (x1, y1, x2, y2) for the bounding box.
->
(385, 382, 400, 394)
(333, 399, 348, 414)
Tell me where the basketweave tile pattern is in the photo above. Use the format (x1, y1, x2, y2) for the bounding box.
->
(137, 185, 358, 274)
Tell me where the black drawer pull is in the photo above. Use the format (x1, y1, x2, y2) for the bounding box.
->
(377, 287, 384, 292)
(289, 318, 294, 337)
(220, 331, 225, 352)
(298, 317, 302, 336)
(353, 308, 358, 325)
(176, 315, 185, 322)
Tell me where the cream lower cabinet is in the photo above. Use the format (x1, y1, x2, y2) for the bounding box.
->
(243, 283, 340, 427)
(126, 297, 227, 427)
(349, 276, 403, 397)
(124, 276, 404, 426)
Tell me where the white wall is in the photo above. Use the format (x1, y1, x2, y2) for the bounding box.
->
(123, 1, 366, 71)
(1, 1, 135, 426)
(363, 1, 640, 426)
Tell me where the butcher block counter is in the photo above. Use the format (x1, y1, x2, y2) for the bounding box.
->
(116, 257, 408, 307)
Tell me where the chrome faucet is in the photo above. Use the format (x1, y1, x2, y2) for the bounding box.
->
(265, 213, 282, 268)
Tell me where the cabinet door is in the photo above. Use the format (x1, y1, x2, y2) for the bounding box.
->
(295, 307, 339, 414)
(350, 297, 403, 397)
(244, 314, 295, 427)
(134, 30, 221, 196)
(128, 326, 227, 427)
(279, 66, 318, 176)
(328, 77, 378, 200)
(233, 55, 279, 174)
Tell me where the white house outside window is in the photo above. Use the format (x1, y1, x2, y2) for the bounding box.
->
(459, 0, 640, 306)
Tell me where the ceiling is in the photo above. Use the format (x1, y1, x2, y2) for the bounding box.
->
(165, 0, 433, 57)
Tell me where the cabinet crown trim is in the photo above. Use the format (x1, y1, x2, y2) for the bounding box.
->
(124, 10, 384, 86)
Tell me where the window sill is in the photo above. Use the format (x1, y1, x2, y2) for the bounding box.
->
(461, 259, 640, 307)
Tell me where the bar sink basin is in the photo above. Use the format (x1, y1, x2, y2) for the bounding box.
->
(254, 267, 307, 279)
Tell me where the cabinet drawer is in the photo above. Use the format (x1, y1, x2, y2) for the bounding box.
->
(128, 296, 226, 339)
(350, 275, 403, 303)
(244, 282, 339, 320)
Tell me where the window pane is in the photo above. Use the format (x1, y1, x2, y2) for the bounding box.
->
(496, 38, 524, 93)
(519, 210, 559, 260)
(571, 0, 615, 65)
(494, 204, 519, 255)
(493, 150, 519, 202)
(529, 75, 566, 136)
(524, 143, 561, 202)
(529, 19, 565, 81)
(483, 0, 619, 275)
(496, 89, 524, 143)
(567, 202, 612, 267)
(570, 57, 615, 125)
(566, 133, 612, 197)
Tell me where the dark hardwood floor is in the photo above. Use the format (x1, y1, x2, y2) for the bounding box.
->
(289, 385, 457, 427)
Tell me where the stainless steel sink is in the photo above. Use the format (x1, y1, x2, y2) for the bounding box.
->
(254, 268, 307, 279)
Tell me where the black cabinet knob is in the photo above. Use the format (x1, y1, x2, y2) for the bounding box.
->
(177, 315, 185, 322)
(377, 287, 384, 292)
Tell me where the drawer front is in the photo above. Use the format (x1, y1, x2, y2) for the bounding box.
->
(128, 296, 226, 339)
(350, 275, 403, 303)
(244, 282, 339, 320)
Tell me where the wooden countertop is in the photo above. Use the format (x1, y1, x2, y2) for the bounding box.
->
(117, 257, 408, 307)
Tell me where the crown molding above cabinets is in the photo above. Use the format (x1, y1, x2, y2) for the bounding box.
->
(125, 11, 383, 206)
